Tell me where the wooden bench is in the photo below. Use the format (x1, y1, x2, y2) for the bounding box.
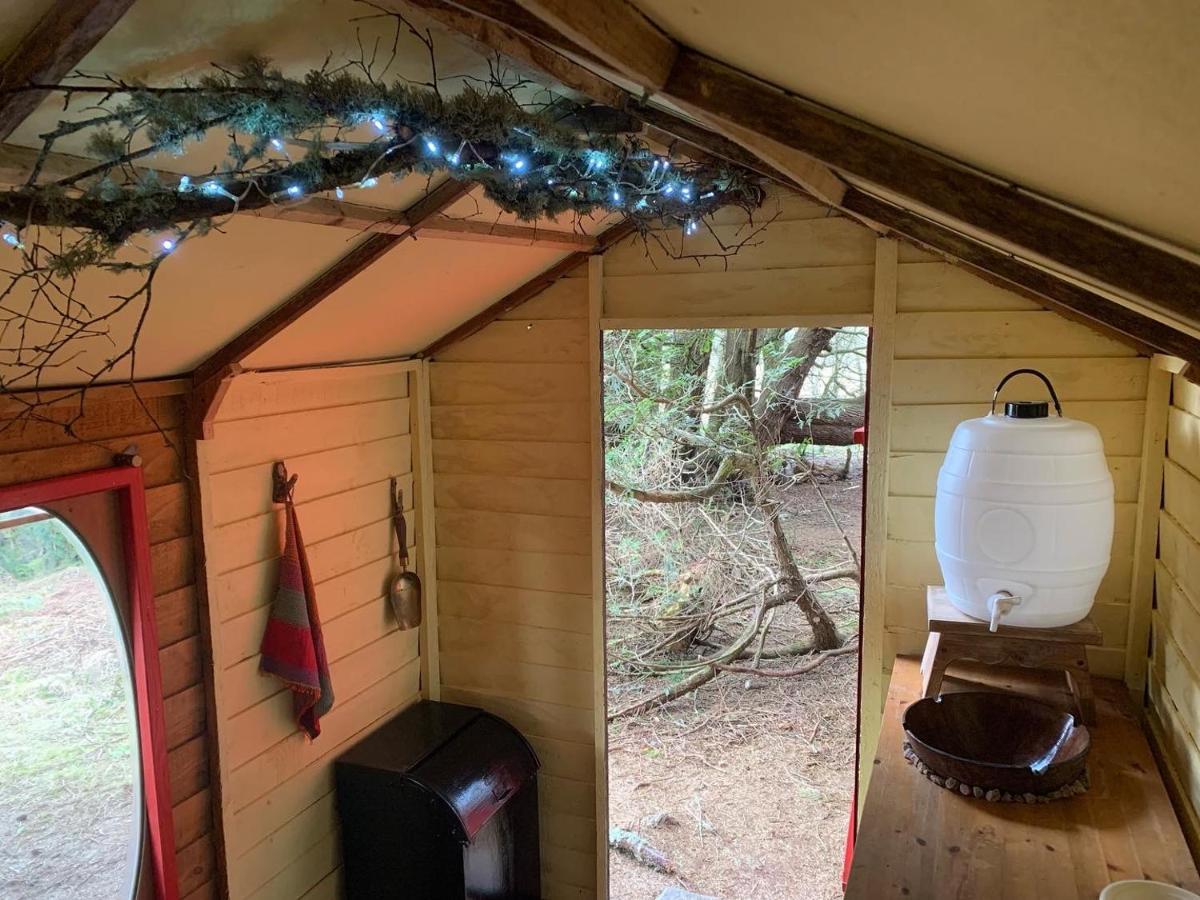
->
(922, 586, 1103, 724)
(845, 657, 1200, 899)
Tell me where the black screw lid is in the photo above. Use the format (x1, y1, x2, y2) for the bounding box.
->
(1004, 400, 1050, 419)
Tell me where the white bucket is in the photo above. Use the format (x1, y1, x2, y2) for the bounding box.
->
(1099, 881, 1200, 900)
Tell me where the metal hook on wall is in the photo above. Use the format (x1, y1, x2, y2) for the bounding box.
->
(272, 461, 299, 503)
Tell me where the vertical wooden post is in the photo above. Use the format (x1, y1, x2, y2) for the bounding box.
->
(182, 404, 231, 900)
(588, 253, 609, 897)
(413, 360, 441, 701)
(1125, 354, 1174, 695)
(859, 237, 897, 803)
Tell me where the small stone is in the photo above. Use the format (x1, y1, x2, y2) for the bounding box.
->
(972, 786, 984, 798)
(945, 777, 958, 790)
(930, 775, 945, 787)
(985, 789, 1001, 802)
(1002, 792, 1014, 802)
(657, 889, 717, 900)
(1023, 793, 1036, 804)
(959, 784, 971, 796)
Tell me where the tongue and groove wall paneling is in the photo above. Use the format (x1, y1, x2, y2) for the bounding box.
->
(1147, 368, 1200, 855)
(430, 264, 599, 900)
(882, 249, 1152, 680)
(598, 193, 875, 329)
(194, 362, 421, 900)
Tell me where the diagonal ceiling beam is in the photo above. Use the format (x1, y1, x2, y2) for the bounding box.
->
(0, 0, 138, 141)
(505, 0, 1200, 334)
(190, 178, 472, 390)
(844, 188, 1200, 364)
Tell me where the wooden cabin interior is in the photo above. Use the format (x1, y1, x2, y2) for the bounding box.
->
(1, 2, 1200, 898)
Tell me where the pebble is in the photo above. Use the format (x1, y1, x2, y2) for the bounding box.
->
(904, 750, 1091, 804)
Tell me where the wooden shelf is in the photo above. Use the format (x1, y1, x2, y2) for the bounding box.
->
(845, 656, 1200, 898)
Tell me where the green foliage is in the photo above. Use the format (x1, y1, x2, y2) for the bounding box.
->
(0, 519, 80, 582)
(1, 57, 764, 276)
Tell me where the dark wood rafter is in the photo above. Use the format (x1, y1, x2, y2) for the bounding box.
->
(398, 0, 815, 193)
(842, 189, 1200, 364)
(660, 50, 1200, 318)
(190, 178, 472, 393)
(401, 0, 628, 107)
(0, 0, 138, 140)
(419, 218, 635, 358)
(457, 0, 1200, 336)
(516, 0, 678, 92)
(405, 0, 1200, 368)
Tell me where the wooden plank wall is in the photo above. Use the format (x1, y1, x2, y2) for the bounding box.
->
(195, 362, 422, 900)
(599, 192, 875, 328)
(429, 270, 598, 900)
(881, 248, 1151, 682)
(1149, 371, 1200, 848)
(0, 383, 217, 899)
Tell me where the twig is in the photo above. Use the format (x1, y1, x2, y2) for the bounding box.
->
(717, 638, 858, 677)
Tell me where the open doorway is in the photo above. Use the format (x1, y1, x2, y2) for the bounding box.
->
(603, 326, 867, 899)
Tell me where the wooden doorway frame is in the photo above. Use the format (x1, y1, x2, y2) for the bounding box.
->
(0, 464, 179, 900)
(587, 237, 896, 895)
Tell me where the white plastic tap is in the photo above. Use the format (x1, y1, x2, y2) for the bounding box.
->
(986, 590, 1021, 632)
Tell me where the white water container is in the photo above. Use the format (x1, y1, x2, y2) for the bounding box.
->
(934, 369, 1114, 629)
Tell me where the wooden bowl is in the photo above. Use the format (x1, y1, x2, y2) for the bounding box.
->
(903, 691, 1090, 795)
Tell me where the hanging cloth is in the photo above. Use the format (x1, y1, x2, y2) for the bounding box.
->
(259, 462, 334, 739)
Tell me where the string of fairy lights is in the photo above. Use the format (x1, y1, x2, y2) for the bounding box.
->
(0, 108, 756, 259)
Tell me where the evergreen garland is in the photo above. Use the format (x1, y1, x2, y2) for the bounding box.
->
(0, 58, 764, 267)
(0, 39, 766, 409)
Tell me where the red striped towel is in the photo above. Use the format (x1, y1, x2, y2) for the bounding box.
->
(259, 498, 334, 738)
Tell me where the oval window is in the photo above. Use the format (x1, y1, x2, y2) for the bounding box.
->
(0, 506, 142, 900)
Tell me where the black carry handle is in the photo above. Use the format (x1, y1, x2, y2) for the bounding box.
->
(990, 368, 1063, 417)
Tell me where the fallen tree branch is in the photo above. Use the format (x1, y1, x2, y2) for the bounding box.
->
(607, 455, 738, 503)
(609, 827, 677, 874)
(718, 638, 859, 677)
(735, 638, 811, 661)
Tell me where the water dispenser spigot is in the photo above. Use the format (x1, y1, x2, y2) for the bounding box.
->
(987, 591, 1022, 632)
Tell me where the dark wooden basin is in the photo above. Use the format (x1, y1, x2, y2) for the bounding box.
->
(903, 691, 1090, 795)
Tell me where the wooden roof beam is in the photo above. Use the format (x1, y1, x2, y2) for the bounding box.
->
(0, 0, 137, 140)
(190, 178, 472, 400)
(504, 0, 1200, 333)
(249, 196, 598, 249)
(844, 188, 1200, 363)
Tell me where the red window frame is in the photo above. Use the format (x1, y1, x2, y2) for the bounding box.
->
(0, 465, 179, 900)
